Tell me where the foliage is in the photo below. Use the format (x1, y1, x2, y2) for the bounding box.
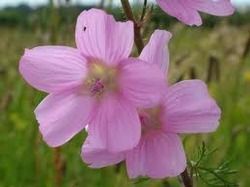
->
(190, 142, 238, 186)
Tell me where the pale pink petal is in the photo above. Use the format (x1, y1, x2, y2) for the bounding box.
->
(156, 0, 202, 26)
(75, 8, 133, 65)
(126, 131, 186, 179)
(162, 80, 221, 133)
(35, 90, 94, 147)
(88, 93, 141, 152)
(140, 30, 172, 74)
(81, 136, 125, 168)
(19, 46, 87, 93)
(119, 58, 166, 108)
(188, 0, 235, 16)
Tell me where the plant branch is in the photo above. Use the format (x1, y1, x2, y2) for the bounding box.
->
(120, 0, 144, 53)
(181, 168, 193, 187)
(140, 0, 148, 22)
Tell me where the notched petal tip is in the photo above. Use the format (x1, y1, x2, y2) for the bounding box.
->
(140, 30, 172, 73)
(75, 8, 134, 65)
(153, 29, 173, 43)
(24, 48, 30, 54)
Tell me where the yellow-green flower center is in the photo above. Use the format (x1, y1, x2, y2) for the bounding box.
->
(83, 60, 118, 97)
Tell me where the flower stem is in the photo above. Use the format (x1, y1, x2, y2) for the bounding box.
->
(181, 168, 193, 187)
(53, 148, 64, 187)
(48, 2, 64, 187)
(120, 0, 144, 53)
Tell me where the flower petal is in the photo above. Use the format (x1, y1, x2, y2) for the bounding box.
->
(188, 0, 235, 16)
(35, 90, 94, 147)
(140, 30, 172, 74)
(19, 46, 87, 93)
(156, 0, 202, 26)
(75, 8, 134, 65)
(81, 136, 124, 168)
(88, 94, 141, 152)
(162, 80, 221, 133)
(119, 58, 166, 108)
(126, 131, 186, 179)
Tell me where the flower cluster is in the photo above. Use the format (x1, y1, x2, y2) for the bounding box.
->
(19, 0, 234, 180)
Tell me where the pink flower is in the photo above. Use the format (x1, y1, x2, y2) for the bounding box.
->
(81, 30, 221, 179)
(19, 9, 166, 152)
(156, 0, 235, 26)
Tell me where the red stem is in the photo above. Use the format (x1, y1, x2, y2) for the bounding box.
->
(181, 168, 193, 187)
(120, 0, 144, 53)
(53, 148, 64, 187)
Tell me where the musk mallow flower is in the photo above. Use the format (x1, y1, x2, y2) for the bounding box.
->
(156, 0, 235, 26)
(81, 30, 221, 179)
(19, 9, 166, 152)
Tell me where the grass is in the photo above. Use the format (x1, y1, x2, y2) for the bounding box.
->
(0, 20, 250, 187)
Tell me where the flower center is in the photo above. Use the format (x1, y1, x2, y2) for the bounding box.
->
(139, 107, 163, 135)
(84, 60, 118, 97)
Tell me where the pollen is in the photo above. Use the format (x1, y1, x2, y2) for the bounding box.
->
(83, 60, 118, 97)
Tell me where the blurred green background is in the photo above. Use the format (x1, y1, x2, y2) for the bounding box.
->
(0, 0, 250, 186)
